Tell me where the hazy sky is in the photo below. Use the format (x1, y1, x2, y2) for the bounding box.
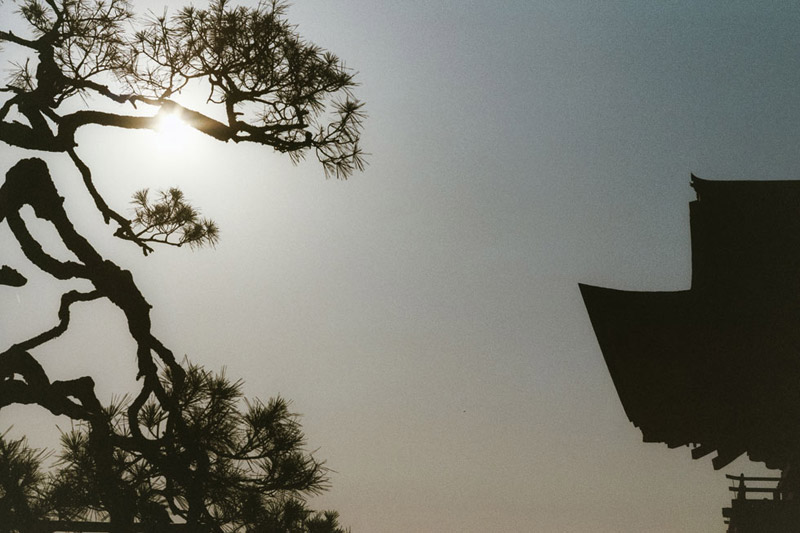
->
(3, 1, 800, 531)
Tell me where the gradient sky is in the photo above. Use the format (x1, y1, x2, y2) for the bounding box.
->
(3, 1, 800, 531)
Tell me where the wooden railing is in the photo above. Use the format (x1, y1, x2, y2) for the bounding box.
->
(726, 473, 783, 500)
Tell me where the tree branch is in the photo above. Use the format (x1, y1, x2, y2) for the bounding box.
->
(67, 148, 153, 255)
(0, 348, 99, 420)
(13, 290, 102, 352)
(0, 265, 27, 287)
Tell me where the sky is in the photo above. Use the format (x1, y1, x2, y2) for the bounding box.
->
(3, 1, 800, 531)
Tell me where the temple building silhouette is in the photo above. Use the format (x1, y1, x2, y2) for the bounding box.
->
(581, 175, 800, 531)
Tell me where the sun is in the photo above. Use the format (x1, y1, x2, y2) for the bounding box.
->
(154, 109, 194, 151)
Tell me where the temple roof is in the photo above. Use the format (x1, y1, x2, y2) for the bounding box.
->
(581, 175, 800, 470)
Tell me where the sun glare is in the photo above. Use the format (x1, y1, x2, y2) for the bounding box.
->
(155, 110, 194, 151)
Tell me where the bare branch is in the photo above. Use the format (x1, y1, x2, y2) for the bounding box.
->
(13, 290, 102, 352)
